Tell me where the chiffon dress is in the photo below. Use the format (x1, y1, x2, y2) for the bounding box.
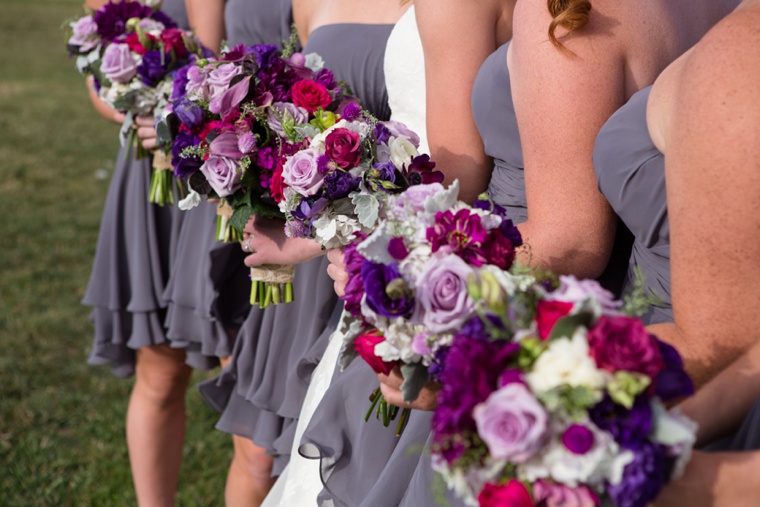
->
(82, 0, 208, 376)
(594, 86, 760, 451)
(295, 15, 450, 507)
(199, 22, 393, 476)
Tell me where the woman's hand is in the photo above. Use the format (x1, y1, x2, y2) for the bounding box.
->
(135, 115, 158, 151)
(378, 366, 440, 411)
(326, 249, 348, 297)
(241, 215, 325, 266)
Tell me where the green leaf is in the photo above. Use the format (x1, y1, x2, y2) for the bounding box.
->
(548, 312, 593, 341)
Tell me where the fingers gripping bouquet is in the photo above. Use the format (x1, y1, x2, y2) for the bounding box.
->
(159, 41, 355, 306)
(279, 114, 444, 249)
(336, 181, 524, 435)
(430, 273, 697, 507)
(65, 0, 206, 205)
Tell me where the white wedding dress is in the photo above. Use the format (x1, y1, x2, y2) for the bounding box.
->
(261, 7, 428, 506)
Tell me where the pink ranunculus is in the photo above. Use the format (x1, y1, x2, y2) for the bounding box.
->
(478, 481, 535, 507)
(473, 383, 548, 463)
(100, 43, 138, 83)
(325, 128, 362, 169)
(535, 299, 574, 340)
(282, 148, 323, 197)
(267, 102, 309, 137)
(354, 330, 396, 375)
(291, 79, 332, 113)
(68, 16, 100, 52)
(587, 315, 665, 378)
(199, 155, 241, 197)
(207, 62, 243, 98)
(413, 255, 475, 334)
(533, 480, 599, 507)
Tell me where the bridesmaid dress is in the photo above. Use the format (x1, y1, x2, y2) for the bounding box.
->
(294, 15, 444, 507)
(199, 21, 392, 476)
(82, 0, 211, 376)
(161, 0, 295, 372)
(594, 86, 760, 451)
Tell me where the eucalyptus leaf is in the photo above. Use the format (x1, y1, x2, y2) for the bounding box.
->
(400, 363, 430, 403)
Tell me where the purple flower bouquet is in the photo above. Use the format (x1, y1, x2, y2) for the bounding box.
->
(335, 181, 523, 434)
(278, 115, 444, 249)
(65, 0, 207, 205)
(430, 273, 697, 507)
(159, 42, 355, 306)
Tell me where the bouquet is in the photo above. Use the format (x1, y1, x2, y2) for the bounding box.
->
(430, 273, 697, 507)
(336, 181, 523, 434)
(65, 0, 206, 205)
(159, 42, 354, 306)
(279, 115, 444, 249)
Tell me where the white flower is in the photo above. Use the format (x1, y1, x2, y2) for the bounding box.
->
(312, 213, 363, 249)
(304, 53, 324, 72)
(525, 327, 609, 394)
(178, 189, 201, 210)
(650, 403, 698, 479)
(389, 136, 420, 169)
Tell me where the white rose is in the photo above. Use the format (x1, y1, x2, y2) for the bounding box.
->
(389, 136, 420, 169)
(525, 327, 609, 394)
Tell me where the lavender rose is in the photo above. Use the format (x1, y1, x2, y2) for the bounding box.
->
(206, 63, 243, 98)
(413, 254, 475, 334)
(282, 148, 324, 197)
(100, 43, 138, 83)
(267, 102, 309, 137)
(383, 120, 420, 148)
(68, 16, 100, 52)
(473, 383, 548, 463)
(199, 155, 241, 197)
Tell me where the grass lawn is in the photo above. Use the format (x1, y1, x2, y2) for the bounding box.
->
(0, 1, 231, 504)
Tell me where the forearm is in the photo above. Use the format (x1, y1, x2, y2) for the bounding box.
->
(186, 0, 225, 54)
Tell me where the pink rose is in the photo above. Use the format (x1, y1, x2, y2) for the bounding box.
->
(533, 480, 598, 507)
(282, 148, 323, 197)
(199, 155, 241, 197)
(587, 315, 664, 378)
(291, 79, 332, 113)
(413, 254, 475, 334)
(325, 128, 362, 169)
(354, 330, 396, 375)
(473, 383, 548, 463)
(100, 43, 138, 83)
(536, 300, 574, 340)
(478, 481, 535, 507)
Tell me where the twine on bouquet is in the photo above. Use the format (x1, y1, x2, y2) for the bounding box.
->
(250, 263, 295, 308)
(215, 201, 243, 242)
(148, 151, 178, 206)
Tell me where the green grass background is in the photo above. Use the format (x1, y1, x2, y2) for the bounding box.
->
(0, 1, 231, 504)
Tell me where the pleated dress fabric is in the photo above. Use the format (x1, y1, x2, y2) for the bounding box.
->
(82, 0, 215, 376)
(199, 22, 393, 476)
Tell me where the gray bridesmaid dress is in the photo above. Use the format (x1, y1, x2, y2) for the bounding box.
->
(199, 22, 393, 476)
(82, 0, 214, 376)
(293, 24, 439, 507)
(161, 0, 294, 369)
(594, 86, 760, 451)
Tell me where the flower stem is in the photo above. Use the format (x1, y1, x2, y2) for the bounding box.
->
(365, 388, 382, 422)
(285, 283, 293, 303)
(395, 408, 411, 437)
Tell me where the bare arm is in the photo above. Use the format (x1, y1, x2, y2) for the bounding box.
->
(509, 1, 622, 278)
(655, 6, 760, 387)
(185, 0, 225, 54)
(415, 0, 511, 204)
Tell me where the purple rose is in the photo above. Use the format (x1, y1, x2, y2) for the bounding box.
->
(207, 63, 243, 98)
(68, 16, 100, 52)
(607, 441, 668, 507)
(473, 383, 548, 463)
(267, 102, 309, 137)
(361, 261, 414, 318)
(413, 254, 475, 334)
(325, 128, 362, 169)
(533, 480, 598, 507)
(100, 43, 137, 83)
(383, 120, 420, 147)
(137, 49, 168, 86)
(323, 170, 360, 200)
(199, 155, 241, 197)
(282, 148, 324, 197)
(562, 424, 595, 455)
